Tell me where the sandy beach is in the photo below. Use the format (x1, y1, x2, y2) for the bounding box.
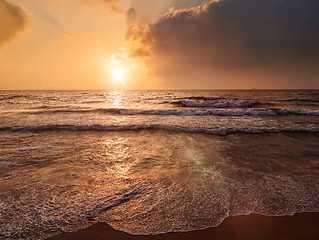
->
(47, 213, 319, 240)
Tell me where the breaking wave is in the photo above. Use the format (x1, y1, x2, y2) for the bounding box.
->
(176, 96, 222, 101)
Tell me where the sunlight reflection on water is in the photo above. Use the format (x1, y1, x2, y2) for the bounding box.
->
(108, 91, 124, 109)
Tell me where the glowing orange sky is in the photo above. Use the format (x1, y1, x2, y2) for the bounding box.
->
(0, 0, 318, 90)
(0, 0, 173, 90)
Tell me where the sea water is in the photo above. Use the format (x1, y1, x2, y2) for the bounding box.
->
(1, 90, 319, 239)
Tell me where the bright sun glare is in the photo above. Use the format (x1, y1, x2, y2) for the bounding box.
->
(107, 54, 127, 82)
(112, 68, 125, 81)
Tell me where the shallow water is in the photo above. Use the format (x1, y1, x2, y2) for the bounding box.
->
(1, 90, 319, 239)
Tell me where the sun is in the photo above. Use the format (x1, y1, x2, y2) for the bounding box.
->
(112, 68, 126, 82)
(105, 54, 128, 82)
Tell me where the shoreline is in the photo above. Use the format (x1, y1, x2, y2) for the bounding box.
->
(47, 212, 319, 240)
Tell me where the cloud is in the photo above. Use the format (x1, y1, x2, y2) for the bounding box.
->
(0, 0, 31, 47)
(126, 0, 319, 88)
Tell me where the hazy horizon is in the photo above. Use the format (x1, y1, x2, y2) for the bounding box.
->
(1, 88, 319, 91)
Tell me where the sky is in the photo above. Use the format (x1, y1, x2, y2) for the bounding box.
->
(0, 0, 318, 90)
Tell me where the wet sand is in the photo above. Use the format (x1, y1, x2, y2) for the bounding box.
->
(47, 213, 319, 240)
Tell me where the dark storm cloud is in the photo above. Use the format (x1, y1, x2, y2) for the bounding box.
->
(126, 0, 319, 88)
(0, 0, 30, 47)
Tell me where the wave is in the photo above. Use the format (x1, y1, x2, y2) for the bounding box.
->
(178, 100, 258, 108)
(119, 108, 277, 116)
(176, 96, 222, 101)
(278, 98, 319, 103)
(0, 95, 29, 101)
(274, 109, 319, 116)
(81, 100, 104, 104)
(1, 124, 318, 135)
(27, 108, 277, 116)
(31, 105, 72, 110)
(25, 107, 319, 117)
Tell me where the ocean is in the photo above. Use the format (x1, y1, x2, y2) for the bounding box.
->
(1, 90, 319, 239)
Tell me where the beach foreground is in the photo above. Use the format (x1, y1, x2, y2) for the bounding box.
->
(47, 213, 319, 240)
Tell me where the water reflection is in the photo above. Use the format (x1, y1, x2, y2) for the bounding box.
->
(108, 91, 124, 109)
(104, 136, 135, 177)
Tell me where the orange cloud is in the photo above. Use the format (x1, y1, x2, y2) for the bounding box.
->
(125, 24, 153, 58)
(0, 0, 31, 48)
